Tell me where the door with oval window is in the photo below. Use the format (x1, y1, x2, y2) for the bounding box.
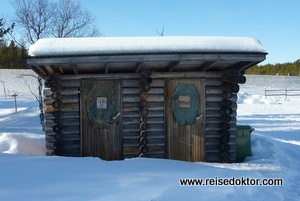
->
(166, 79, 205, 162)
(80, 79, 122, 160)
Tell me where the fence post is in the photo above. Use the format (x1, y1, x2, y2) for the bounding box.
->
(12, 93, 18, 112)
(265, 89, 267, 97)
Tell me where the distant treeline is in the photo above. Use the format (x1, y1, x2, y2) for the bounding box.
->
(246, 60, 300, 76)
(0, 40, 28, 69)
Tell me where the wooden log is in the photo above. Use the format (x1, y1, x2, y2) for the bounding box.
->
(44, 103, 79, 113)
(46, 140, 80, 149)
(44, 87, 79, 97)
(205, 130, 236, 138)
(45, 125, 80, 135)
(146, 154, 165, 159)
(206, 117, 237, 123)
(123, 102, 164, 108)
(44, 118, 80, 127)
(151, 71, 222, 78)
(141, 76, 153, 84)
(223, 75, 246, 85)
(51, 99, 62, 109)
(221, 83, 240, 93)
(123, 105, 164, 112)
(206, 94, 237, 103)
(123, 123, 164, 131)
(208, 144, 236, 153)
(46, 134, 80, 142)
(60, 80, 80, 88)
(44, 112, 80, 119)
(123, 117, 164, 125)
(123, 110, 164, 118)
(205, 78, 222, 87)
(139, 92, 148, 100)
(205, 110, 237, 118)
(123, 133, 164, 140)
(123, 94, 164, 102)
(205, 87, 223, 95)
(123, 87, 164, 95)
(61, 73, 141, 80)
(205, 123, 237, 131)
(123, 79, 164, 88)
(44, 95, 79, 104)
(123, 127, 164, 133)
(61, 149, 80, 157)
(206, 101, 237, 109)
(28, 53, 266, 68)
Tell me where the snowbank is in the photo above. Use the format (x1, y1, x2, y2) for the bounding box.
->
(28, 36, 266, 56)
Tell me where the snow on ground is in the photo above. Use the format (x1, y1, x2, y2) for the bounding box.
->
(0, 70, 300, 201)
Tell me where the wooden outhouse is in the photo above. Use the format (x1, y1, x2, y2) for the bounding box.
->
(27, 36, 267, 162)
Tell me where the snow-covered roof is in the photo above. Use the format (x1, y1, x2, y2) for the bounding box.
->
(28, 36, 266, 56)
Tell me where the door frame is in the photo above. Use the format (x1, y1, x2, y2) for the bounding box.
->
(165, 78, 205, 162)
(80, 78, 123, 160)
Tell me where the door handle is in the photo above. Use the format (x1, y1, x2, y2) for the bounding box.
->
(196, 113, 203, 120)
(112, 112, 120, 120)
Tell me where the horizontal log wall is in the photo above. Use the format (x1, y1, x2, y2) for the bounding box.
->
(44, 82, 81, 157)
(205, 76, 237, 162)
(53, 74, 165, 159)
(123, 78, 165, 159)
(44, 71, 237, 162)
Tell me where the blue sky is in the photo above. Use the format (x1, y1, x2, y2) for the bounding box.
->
(1, 0, 299, 65)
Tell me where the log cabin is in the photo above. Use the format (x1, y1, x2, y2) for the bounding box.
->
(27, 36, 267, 162)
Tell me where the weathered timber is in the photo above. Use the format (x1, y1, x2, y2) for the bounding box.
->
(27, 53, 266, 66)
(206, 94, 237, 102)
(123, 87, 164, 95)
(44, 103, 79, 113)
(44, 88, 79, 96)
(123, 94, 164, 103)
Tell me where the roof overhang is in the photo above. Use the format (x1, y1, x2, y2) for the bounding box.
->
(26, 36, 267, 78)
(27, 51, 267, 78)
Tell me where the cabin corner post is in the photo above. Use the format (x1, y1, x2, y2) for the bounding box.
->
(43, 73, 81, 157)
(43, 73, 64, 156)
(218, 69, 246, 163)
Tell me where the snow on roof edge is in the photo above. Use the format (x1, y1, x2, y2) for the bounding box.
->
(28, 36, 266, 57)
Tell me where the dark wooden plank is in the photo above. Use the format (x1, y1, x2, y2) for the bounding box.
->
(28, 53, 267, 66)
(135, 62, 143, 73)
(168, 61, 181, 72)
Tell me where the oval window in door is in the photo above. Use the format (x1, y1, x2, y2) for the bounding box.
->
(171, 83, 200, 126)
(86, 82, 118, 129)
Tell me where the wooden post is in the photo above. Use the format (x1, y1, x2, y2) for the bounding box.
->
(285, 89, 288, 99)
(265, 89, 266, 97)
(12, 93, 18, 112)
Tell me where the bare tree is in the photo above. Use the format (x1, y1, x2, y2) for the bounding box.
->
(0, 80, 9, 98)
(11, 0, 55, 44)
(11, 0, 101, 45)
(52, 0, 100, 38)
(0, 18, 15, 39)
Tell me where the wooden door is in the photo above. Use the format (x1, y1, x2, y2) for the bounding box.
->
(80, 79, 122, 160)
(166, 79, 205, 162)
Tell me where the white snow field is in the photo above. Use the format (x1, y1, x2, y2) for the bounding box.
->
(0, 70, 300, 201)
